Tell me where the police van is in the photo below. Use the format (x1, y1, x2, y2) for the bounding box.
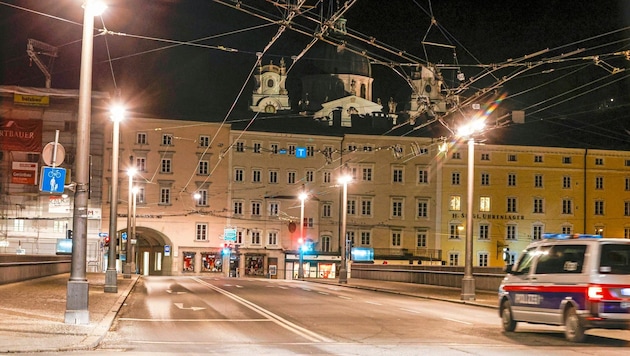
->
(498, 234, 630, 342)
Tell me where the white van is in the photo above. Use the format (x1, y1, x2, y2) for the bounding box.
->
(498, 234, 630, 342)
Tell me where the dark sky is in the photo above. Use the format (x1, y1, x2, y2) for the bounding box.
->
(1, 0, 629, 123)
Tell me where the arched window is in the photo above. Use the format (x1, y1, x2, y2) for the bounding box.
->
(321, 236, 331, 252)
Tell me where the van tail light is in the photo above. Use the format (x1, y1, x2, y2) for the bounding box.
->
(587, 284, 623, 302)
(587, 286, 604, 301)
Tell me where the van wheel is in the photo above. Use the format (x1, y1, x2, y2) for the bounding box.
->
(501, 300, 517, 332)
(564, 307, 586, 342)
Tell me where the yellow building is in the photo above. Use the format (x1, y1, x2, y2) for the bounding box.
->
(440, 143, 630, 267)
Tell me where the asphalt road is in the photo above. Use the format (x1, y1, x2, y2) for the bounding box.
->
(92, 276, 630, 355)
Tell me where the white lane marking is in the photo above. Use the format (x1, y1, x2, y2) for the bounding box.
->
(235, 285, 243, 288)
(400, 308, 423, 314)
(174, 303, 205, 311)
(338, 295, 352, 300)
(365, 301, 382, 306)
(119, 318, 270, 322)
(278, 286, 288, 289)
(442, 317, 473, 325)
(193, 278, 333, 343)
(318, 291, 330, 295)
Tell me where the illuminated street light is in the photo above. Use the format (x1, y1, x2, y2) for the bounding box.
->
(104, 104, 125, 293)
(298, 191, 308, 279)
(65, 0, 107, 325)
(131, 186, 138, 275)
(338, 173, 352, 284)
(123, 167, 136, 278)
(458, 117, 486, 301)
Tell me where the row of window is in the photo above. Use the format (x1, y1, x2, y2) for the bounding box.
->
(230, 198, 430, 219)
(452, 172, 630, 190)
(234, 166, 430, 184)
(449, 195, 628, 216)
(447, 222, 611, 241)
(132, 156, 210, 176)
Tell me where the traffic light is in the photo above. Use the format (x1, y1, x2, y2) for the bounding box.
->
(221, 243, 231, 256)
(66, 229, 73, 239)
(104, 236, 110, 246)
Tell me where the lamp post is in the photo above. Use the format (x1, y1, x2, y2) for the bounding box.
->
(338, 174, 352, 284)
(130, 186, 138, 275)
(298, 191, 308, 279)
(104, 105, 124, 293)
(65, 0, 107, 325)
(123, 168, 136, 278)
(458, 118, 485, 301)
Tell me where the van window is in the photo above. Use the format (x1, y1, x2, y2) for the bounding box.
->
(600, 244, 630, 274)
(535, 245, 585, 274)
(512, 247, 537, 275)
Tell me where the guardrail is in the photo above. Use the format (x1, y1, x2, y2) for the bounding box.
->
(0, 254, 71, 285)
(351, 264, 505, 292)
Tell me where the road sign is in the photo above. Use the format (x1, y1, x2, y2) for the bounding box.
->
(39, 166, 66, 194)
(164, 245, 171, 257)
(121, 232, 127, 241)
(98, 232, 109, 238)
(42, 142, 65, 166)
(224, 228, 237, 242)
(295, 147, 307, 158)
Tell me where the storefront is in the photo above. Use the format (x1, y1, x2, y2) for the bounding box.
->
(244, 254, 265, 277)
(201, 251, 223, 272)
(181, 249, 225, 274)
(284, 253, 341, 280)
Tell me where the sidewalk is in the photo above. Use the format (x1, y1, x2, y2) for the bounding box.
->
(0, 272, 138, 354)
(0, 274, 496, 353)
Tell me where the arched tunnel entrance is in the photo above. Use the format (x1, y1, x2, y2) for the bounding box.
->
(121, 226, 173, 276)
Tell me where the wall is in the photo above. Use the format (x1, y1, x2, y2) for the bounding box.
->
(351, 263, 504, 292)
(0, 254, 71, 284)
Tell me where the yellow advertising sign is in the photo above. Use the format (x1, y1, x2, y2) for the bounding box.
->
(14, 94, 50, 107)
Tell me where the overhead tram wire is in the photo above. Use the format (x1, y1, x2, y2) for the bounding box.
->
(180, 0, 314, 195)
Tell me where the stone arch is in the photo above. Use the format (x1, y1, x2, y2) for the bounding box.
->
(121, 226, 173, 276)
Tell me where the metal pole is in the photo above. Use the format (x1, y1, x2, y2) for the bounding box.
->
(104, 118, 119, 293)
(130, 188, 137, 274)
(338, 180, 348, 284)
(298, 195, 305, 279)
(65, 0, 94, 325)
(123, 171, 133, 278)
(461, 137, 476, 300)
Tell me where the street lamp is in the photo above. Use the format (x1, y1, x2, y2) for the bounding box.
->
(298, 191, 308, 279)
(130, 186, 138, 275)
(104, 105, 124, 293)
(123, 167, 136, 278)
(65, 0, 107, 325)
(338, 174, 352, 284)
(458, 117, 485, 301)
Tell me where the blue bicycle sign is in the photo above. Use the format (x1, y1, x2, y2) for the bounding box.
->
(40, 166, 66, 194)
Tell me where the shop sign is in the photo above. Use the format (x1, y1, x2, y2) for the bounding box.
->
(14, 94, 49, 107)
(11, 161, 38, 185)
(0, 119, 43, 151)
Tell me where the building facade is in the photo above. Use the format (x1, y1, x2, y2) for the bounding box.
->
(0, 86, 108, 270)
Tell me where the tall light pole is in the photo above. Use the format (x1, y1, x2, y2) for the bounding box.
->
(65, 0, 106, 325)
(298, 191, 308, 279)
(131, 186, 138, 275)
(458, 118, 485, 301)
(123, 168, 135, 278)
(338, 174, 352, 284)
(104, 105, 124, 293)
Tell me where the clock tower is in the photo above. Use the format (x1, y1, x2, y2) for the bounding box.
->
(250, 58, 291, 114)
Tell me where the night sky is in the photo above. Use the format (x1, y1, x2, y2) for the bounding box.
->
(1, 0, 629, 128)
